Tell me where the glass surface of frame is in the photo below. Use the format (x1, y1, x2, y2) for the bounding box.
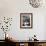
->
(20, 13, 33, 29)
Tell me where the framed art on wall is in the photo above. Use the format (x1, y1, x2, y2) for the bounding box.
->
(20, 13, 33, 29)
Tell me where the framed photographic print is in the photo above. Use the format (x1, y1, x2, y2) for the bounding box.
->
(20, 13, 33, 29)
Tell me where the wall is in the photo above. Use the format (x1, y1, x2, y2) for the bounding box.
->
(0, 0, 46, 40)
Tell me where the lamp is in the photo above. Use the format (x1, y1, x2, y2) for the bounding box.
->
(29, 0, 45, 8)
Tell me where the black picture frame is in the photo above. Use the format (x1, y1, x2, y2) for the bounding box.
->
(20, 13, 33, 29)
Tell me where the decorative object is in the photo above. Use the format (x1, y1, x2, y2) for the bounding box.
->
(32, 35, 39, 41)
(20, 13, 33, 29)
(1, 17, 12, 39)
(29, 0, 44, 8)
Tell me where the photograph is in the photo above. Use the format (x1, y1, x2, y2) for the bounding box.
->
(20, 13, 33, 29)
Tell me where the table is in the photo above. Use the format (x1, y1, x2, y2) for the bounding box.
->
(5, 39, 46, 46)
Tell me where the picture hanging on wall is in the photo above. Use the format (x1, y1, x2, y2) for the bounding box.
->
(20, 13, 33, 29)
